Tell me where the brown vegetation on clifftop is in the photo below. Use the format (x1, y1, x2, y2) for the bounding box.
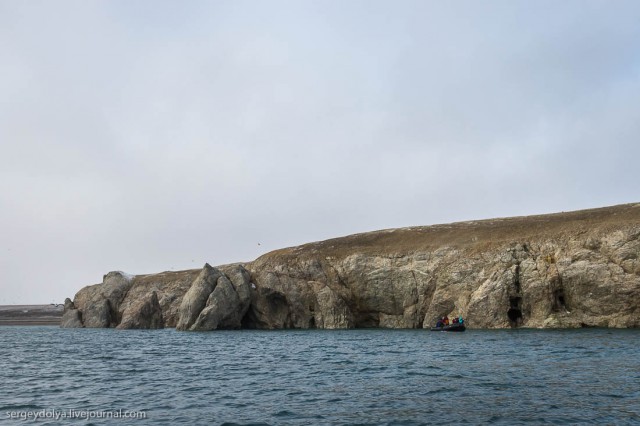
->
(62, 203, 640, 330)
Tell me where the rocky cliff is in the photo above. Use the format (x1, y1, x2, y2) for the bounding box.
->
(62, 203, 640, 330)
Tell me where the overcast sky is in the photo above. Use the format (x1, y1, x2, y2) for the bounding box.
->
(1, 0, 639, 304)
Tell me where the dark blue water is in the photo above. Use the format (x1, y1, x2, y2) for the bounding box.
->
(1, 327, 639, 425)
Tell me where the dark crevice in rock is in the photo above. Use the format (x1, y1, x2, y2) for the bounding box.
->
(549, 269, 568, 312)
(103, 298, 114, 328)
(508, 296, 523, 326)
(241, 288, 292, 329)
(354, 311, 380, 328)
(507, 262, 524, 327)
(507, 308, 522, 324)
(410, 271, 420, 305)
(240, 307, 257, 329)
(410, 270, 425, 327)
(552, 289, 567, 312)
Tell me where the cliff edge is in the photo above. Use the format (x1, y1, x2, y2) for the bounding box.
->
(62, 203, 640, 329)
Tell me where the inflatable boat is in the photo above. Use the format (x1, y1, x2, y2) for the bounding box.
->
(430, 323, 466, 332)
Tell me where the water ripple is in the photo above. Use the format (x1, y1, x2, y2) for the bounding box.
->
(0, 327, 639, 424)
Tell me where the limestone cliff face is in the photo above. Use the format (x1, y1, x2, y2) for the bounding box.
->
(176, 263, 251, 331)
(62, 203, 640, 329)
(68, 269, 199, 329)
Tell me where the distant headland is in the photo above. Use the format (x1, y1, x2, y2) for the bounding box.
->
(61, 203, 640, 330)
(0, 305, 63, 326)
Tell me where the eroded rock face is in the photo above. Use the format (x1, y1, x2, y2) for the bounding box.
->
(117, 291, 163, 329)
(60, 298, 83, 328)
(176, 264, 222, 331)
(174, 264, 254, 331)
(118, 269, 200, 328)
(82, 297, 112, 328)
(189, 265, 252, 330)
(242, 287, 293, 329)
(72, 271, 135, 328)
(62, 203, 640, 330)
(314, 285, 354, 329)
(245, 204, 640, 329)
(192, 276, 240, 330)
(60, 309, 83, 328)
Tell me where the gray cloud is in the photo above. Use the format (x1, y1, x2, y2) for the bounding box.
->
(1, 0, 639, 303)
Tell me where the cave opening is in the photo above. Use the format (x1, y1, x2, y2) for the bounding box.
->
(507, 308, 522, 323)
(508, 296, 523, 326)
(241, 308, 257, 329)
(354, 312, 380, 328)
(552, 289, 567, 312)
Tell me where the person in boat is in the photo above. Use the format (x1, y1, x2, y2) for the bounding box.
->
(452, 316, 459, 324)
(443, 315, 449, 326)
(459, 316, 464, 324)
(436, 318, 443, 328)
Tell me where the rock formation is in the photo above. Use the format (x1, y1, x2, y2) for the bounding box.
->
(117, 291, 163, 329)
(170, 263, 249, 331)
(176, 264, 222, 330)
(188, 265, 252, 330)
(62, 203, 640, 330)
(72, 271, 135, 328)
(60, 298, 83, 328)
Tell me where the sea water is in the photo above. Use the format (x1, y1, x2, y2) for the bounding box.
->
(1, 327, 638, 425)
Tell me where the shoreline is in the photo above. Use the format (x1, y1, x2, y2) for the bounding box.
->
(0, 305, 63, 326)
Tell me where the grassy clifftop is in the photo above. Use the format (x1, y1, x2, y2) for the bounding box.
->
(258, 203, 640, 261)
